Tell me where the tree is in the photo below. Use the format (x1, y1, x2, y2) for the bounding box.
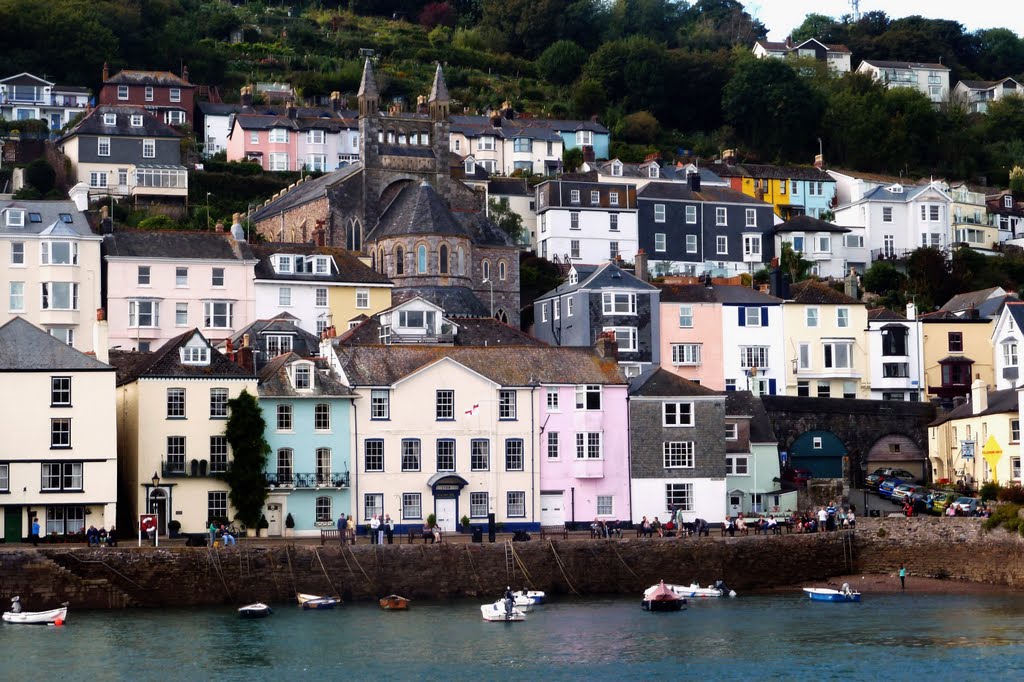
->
(420, 1, 456, 28)
(862, 260, 907, 310)
(562, 147, 584, 172)
(222, 390, 271, 528)
(24, 158, 56, 195)
(779, 242, 813, 283)
(582, 36, 668, 116)
(571, 79, 606, 118)
(791, 13, 839, 43)
(615, 111, 661, 144)
(489, 197, 525, 244)
(536, 40, 589, 86)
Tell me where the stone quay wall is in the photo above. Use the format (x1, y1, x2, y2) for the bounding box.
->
(4, 518, 1023, 609)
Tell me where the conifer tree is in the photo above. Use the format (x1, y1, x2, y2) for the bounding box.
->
(222, 389, 270, 528)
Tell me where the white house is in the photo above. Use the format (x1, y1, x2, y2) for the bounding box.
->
(535, 180, 638, 263)
(0, 72, 90, 131)
(867, 305, 925, 401)
(856, 60, 950, 104)
(952, 78, 1022, 114)
(991, 301, 1024, 390)
(752, 37, 852, 73)
(772, 214, 859, 278)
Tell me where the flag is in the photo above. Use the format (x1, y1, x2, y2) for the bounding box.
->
(464, 404, 479, 416)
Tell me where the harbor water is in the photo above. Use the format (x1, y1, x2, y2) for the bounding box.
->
(4, 592, 1024, 680)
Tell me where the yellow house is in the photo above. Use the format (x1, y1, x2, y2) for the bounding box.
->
(927, 380, 1020, 485)
(782, 280, 870, 398)
(112, 330, 258, 535)
(329, 281, 392, 330)
(949, 183, 997, 251)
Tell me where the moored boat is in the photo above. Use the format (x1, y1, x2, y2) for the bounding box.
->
(642, 581, 685, 612)
(2, 597, 68, 625)
(803, 584, 861, 603)
(238, 602, 273, 618)
(480, 599, 526, 622)
(666, 580, 737, 599)
(297, 593, 340, 609)
(516, 589, 546, 605)
(379, 594, 411, 610)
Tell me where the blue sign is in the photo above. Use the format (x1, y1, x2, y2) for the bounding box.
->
(961, 441, 975, 460)
(780, 451, 788, 463)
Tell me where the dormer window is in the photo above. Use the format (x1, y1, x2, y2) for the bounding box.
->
(180, 346, 210, 365)
(611, 162, 622, 177)
(1006, 196, 1013, 208)
(648, 165, 659, 179)
(277, 255, 292, 273)
(398, 310, 436, 330)
(103, 113, 116, 126)
(293, 363, 312, 390)
(464, 159, 474, 174)
(5, 209, 25, 227)
(130, 114, 143, 127)
(568, 270, 578, 285)
(314, 256, 330, 274)
(886, 184, 904, 194)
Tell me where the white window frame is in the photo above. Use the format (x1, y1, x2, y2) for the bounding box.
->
(678, 305, 693, 328)
(716, 207, 727, 226)
(663, 402, 694, 427)
(745, 208, 756, 227)
(602, 292, 637, 315)
(655, 233, 666, 252)
(726, 455, 750, 475)
(654, 204, 666, 223)
(142, 138, 155, 158)
(98, 137, 110, 156)
(663, 441, 694, 468)
(671, 343, 701, 366)
(806, 307, 819, 327)
(686, 235, 698, 253)
(685, 205, 697, 224)
(603, 326, 637, 353)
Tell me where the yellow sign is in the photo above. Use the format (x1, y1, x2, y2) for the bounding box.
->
(982, 435, 1003, 482)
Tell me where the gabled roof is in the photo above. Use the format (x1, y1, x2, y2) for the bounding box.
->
(333, 344, 625, 387)
(0, 318, 112, 372)
(365, 181, 473, 241)
(61, 105, 183, 139)
(257, 353, 353, 398)
(773, 214, 849, 234)
(1, 72, 53, 86)
(104, 69, 193, 87)
(657, 283, 782, 305)
(708, 161, 832, 182)
(251, 243, 392, 285)
(228, 317, 322, 360)
(629, 367, 720, 397)
(788, 280, 861, 305)
(537, 262, 657, 301)
(754, 38, 850, 54)
(868, 307, 908, 322)
(725, 391, 777, 443)
(860, 183, 948, 204)
(638, 181, 772, 205)
(391, 286, 490, 318)
(250, 164, 362, 222)
(929, 387, 1018, 427)
(103, 230, 256, 261)
(115, 329, 255, 384)
(939, 287, 1005, 313)
(0, 200, 93, 238)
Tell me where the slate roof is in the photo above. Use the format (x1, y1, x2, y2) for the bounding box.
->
(227, 317, 322, 361)
(391, 286, 490, 317)
(340, 315, 545, 347)
(709, 162, 833, 182)
(773, 214, 850, 234)
(754, 38, 850, 53)
(450, 114, 606, 137)
(429, 64, 449, 102)
(251, 243, 392, 285)
(537, 262, 657, 301)
(725, 391, 777, 443)
(1003, 302, 1024, 331)
(939, 287, 1004, 313)
(231, 112, 357, 132)
(455, 210, 516, 247)
(105, 70, 193, 87)
(929, 387, 1018, 426)
(366, 181, 473, 241)
(103, 230, 256, 261)
(0, 318, 112, 372)
(629, 367, 720, 397)
(62, 105, 183, 139)
(488, 177, 532, 196)
(637, 182, 770, 205)
(859, 183, 944, 204)
(0, 200, 93, 237)
(115, 329, 255, 384)
(107, 349, 151, 384)
(257, 353, 353, 398)
(921, 293, 1015, 321)
(333, 344, 625, 387)
(788, 280, 861, 305)
(868, 308, 907, 321)
(592, 160, 726, 185)
(250, 164, 361, 222)
(860, 59, 949, 71)
(657, 283, 782, 305)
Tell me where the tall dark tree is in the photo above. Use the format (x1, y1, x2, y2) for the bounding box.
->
(489, 197, 526, 244)
(222, 390, 271, 528)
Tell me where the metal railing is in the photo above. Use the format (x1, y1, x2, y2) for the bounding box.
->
(265, 472, 350, 488)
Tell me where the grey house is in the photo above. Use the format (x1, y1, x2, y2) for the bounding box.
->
(637, 174, 776, 277)
(532, 262, 659, 377)
(58, 104, 186, 208)
(628, 368, 727, 524)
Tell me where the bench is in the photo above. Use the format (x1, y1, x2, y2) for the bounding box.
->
(407, 527, 442, 544)
(320, 528, 344, 545)
(753, 520, 794, 535)
(539, 525, 568, 540)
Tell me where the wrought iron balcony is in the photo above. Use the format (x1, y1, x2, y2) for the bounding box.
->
(265, 472, 350, 488)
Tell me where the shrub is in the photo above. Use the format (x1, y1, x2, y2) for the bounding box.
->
(982, 503, 1021, 531)
(285, 513, 295, 529)
(876, 527, 887, 537)
(979, 481, 1000, 502)
(997, 484, 1024, 504)
(138, 215, 178, 230)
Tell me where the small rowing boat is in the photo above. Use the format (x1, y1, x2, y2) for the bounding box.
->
(379, 594, 410, 610)
(642, 581, 685, 612)
(238, 602, 273, 618)
(2, 597, 69, 625)
(666, 581, 737, 599)
(297, 593, 339, 609)
(803, 584, 861, 603)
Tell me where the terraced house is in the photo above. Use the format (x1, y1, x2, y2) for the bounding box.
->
(709, 157, 836, 221)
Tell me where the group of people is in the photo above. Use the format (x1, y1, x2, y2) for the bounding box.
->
(791, 503, 855, 533)
(590, 518, 623, 538)
(85, 525, 117, 547)
(207, 521, 236, 547)
(638, 516, 668, 537)
(369, 513, 395, 544)
(335, 513, 357, 544)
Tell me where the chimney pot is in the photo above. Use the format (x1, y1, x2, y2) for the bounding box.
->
(242, 333, 251, 348)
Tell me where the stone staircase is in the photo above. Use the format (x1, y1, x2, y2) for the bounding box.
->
(41, 551, 145, 608)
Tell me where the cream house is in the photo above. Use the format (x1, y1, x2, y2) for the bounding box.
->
(1, 200, 102, 351)
(112, 329, 257, 535)
(0, 317, 117, 541)
(782, 280, 870, 398)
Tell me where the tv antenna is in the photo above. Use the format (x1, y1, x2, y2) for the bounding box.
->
(850, 0, 861, 21)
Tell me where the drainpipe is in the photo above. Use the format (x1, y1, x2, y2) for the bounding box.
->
(530, 383, 537, 529)
(571, 486, 575, 527)
(352, 388, 359, 527)
(626, 392, 633, 523)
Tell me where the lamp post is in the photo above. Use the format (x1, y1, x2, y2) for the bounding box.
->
(482, 277, 494, 318)
(206, 192, 214, 230)
(151, 471, 160, 547)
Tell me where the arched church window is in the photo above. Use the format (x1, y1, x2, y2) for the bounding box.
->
(498, 260, 507, 281)
(417, 245, 428, 274)
(482, 259, 491, 282)
(395, 246, 405, 275)
(378, 247, 385, 273)
(439, 244, 449, 274)
(457, 246, 465, 276)
(495, 309, 509, 324)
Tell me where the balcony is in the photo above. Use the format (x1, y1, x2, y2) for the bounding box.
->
(387, 331, 455, 344)
(162, 459, 225, 478)
(265, 472, 350, 488)
(573, 459, 605, 479)
(871, 248, 917, 262)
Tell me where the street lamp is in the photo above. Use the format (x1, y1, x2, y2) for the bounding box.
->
(206, 192, 214, 229)
(482, 277, 494, 318)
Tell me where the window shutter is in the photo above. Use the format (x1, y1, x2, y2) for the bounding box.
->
(760, 307, 768, 326)
(738, 307, 746, 326)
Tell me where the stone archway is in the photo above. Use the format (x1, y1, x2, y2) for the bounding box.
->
(788, 431, 848, 479)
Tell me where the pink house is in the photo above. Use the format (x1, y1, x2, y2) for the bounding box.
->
(103, 227, 258, 351)
(658, 285, 725, 388)
(537, 372, 631, 527)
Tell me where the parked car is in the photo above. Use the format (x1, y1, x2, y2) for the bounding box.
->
(782, 468, 813, 486)
(878, 477, 907, 499)
(865, 468, 917, 490)
(951, 497, 979, 515)
(892, 483, 928, 504)
(930, 491, 958, 515)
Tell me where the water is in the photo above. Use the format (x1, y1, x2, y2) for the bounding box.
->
(4, 593, 1024, 680)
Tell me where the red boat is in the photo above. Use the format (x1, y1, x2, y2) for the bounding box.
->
(642, 581, 685, 612)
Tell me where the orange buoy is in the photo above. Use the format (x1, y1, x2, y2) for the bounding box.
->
(54, 618, 63, 626)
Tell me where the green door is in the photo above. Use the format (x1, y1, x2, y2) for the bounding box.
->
(4, 506, 22, 543)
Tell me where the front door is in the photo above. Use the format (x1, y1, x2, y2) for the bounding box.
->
(4, 506, 22, 543)
(435, 498, 457, 533)
(728, 495, 742, 517)
(540, 493, 564, 526)
(149, 489, 167, 535)
(266, 503, 283, 537)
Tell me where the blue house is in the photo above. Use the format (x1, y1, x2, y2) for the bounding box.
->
(259, 352, 355, 537)
(551, 118, 610, 160)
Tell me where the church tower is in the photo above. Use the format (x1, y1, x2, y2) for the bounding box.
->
(428, 63, 451, 179)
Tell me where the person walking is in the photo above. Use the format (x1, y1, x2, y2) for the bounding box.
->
(30, 517, 40, 547)
(899, 563, 907, 590)
(675, 506, 685, 538)
(208, 520, 218, 547)
(337, 512, 347, 539)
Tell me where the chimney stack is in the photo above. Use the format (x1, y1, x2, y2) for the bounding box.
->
(230, 213, 246, 242)
(688, 171, 701, 192)
(844, 267, 859, 299)
(814, 154, 824, 169)
(102, 62, 109, 82)
(634, 248, 649, 282)
(240, 86, 253, 108)
(906, 301, 917, 320)
(286, 99, 297, 119)
(722, 149, 736, 166)
(971, 376, 987, 415)
(93, 308, 109, 364)
(595, 330, 619, 362)
(182, 64, 189, 83)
